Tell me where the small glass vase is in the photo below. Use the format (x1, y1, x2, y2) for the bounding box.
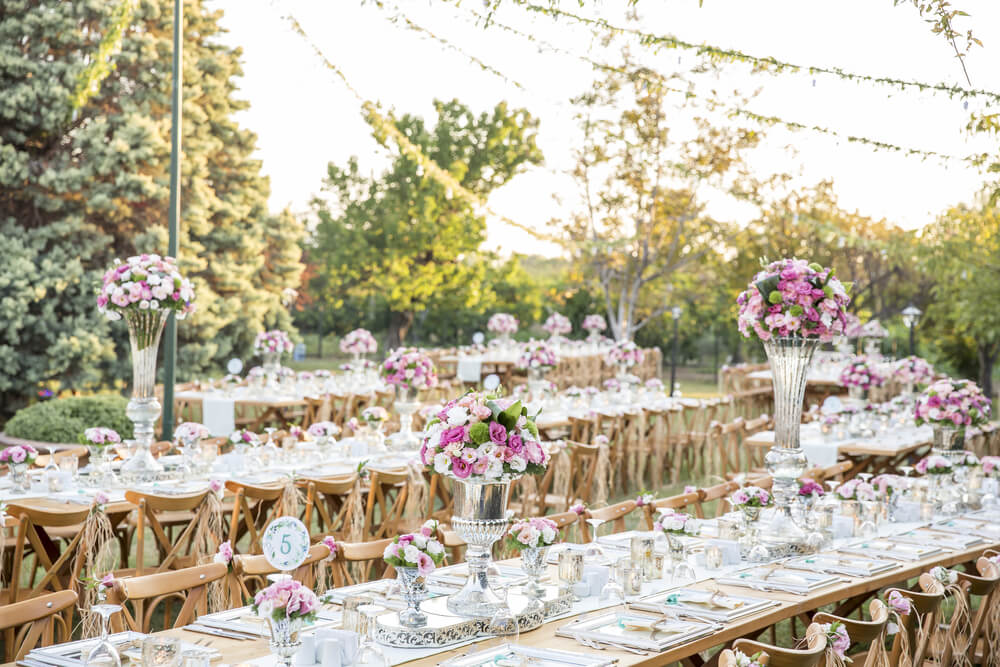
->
(388, 385, 420, 451)
(8, 462, 30, 494)
(520, 545, 549, 599)
(527, 368, 547, 399)
(396, 566, 428, 628)
(848, 385, 867, 403)
(262, 350, 282, 389)
(932, 425, 965, 466)
(86, 603, 123, 667)
(121, 309, 168, 483)
(740, 506, 769, 561)
(87, 446, 118, 487)
(266, 616, 303, 667)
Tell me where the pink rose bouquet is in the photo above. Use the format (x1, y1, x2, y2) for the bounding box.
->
(914, 378, 991, 429)
(982, 456, 1000, 476)
(254, 330, 293, 355)
(80, 427, 121, 448)
(420, 392, 550, 480)
(729, 486, 772, 509)
(818, 621, 851, 659)
(582, 314, 607, 333)
(97, 254, 196, 322)
(174, 422, 209, 445)
(893, 356, 934, 386)
(229, 429, 260, 447)
(0, 445, 38, 467)
(871, 474, 903, 498)
(361, 406, 389, 425)
(383, 520, 445, 575)
(214, 540, 234, 570)
(252, 579, 320, 624)
(321, 536, 338, 560)
(506, 517, 559, 551)
(886, 590, 912, 615)
(340, 328, 377, 355)
(839, 356, 885, 390)
(517, 340, 557, 371)
(307, 421, 340, 439)
(654, 510, 695, 536)
(606, 340, 644, 368)
(835, 479, 876, 501)
(635, 492, 655, 507)
(736, 258, 851, 342)
(542, 312, 572, 336)
(570, 503, 586, 515)
(915, 454, 952, 475)
(798, 478, 824, 497)
(381, 348, 438, 391)
(487, 313, 519, 335)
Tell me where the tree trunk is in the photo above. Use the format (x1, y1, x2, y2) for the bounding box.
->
(978, 342, 997, 400)
(387, 310, 415, 350)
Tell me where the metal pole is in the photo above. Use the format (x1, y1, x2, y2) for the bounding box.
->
(909, 325, 915, 357)
(670, 317, 679, 396)
(161, 0, 183, 440)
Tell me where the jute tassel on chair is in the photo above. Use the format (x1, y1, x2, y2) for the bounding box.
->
(0, 506, 8, 589)
(986, 590, 1000, 667)
(940, 582, 973, 667)
(551, 447, 571, 505)
(79, 503, 117, 638)
(278, 475, 305, 519)
(518, 474, 538, 516)
(314, 538, 338, 596)
(593, 443, 611, 507)
(866, 623, 891, 667)
(342, 480, 366, 582)
(191, 493, 224, 563)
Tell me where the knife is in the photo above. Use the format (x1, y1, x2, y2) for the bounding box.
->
(183, 624, 256, 640)
(195, 617, 268, 637)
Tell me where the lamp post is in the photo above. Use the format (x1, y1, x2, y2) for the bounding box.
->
(669, 306, 682, 397)
(901, 305, 922, 356)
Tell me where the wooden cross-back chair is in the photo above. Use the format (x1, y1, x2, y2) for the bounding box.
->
(591, 412, 626, 493)
(303, 395, 333, 426)
(938, 556, 999, 667)
(697, 481, 740, 518)
(363, 468, 410, 540)
(709, 417, 746, 479)
(803, 460, 852, 485)
(300, 474, 359, 539)
(106, 562, 227, 634)
(813, 599, 888, 667)
(643, 491, 701, 530)
(0, 590, 77, 663)
(426, 473, 454, 522)
(124, 489, 217, 575)
(509, 460, 555, 518)
(726, 622, 827, 667)
(581, 500, 638, 543)
(742, 413, 772, 469)
(884, 575, 945, 667)
(640, 407, 674, 490)
(226, 480, 292, 553)
(328, 538, 395, 587)
(568, 415, 595, 444)
(560, 441, 601, 510)
(230, 543, 333, 605)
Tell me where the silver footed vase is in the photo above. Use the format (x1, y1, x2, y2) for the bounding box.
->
(267, 617, 303, 667)
(447, 475, 516, 618)
(931, 425, 965, 466)
(388, 385, 420, 451)
(396, 566, 428, 628)
(761, 337, 819, 551)
(121, 310, 168, 482)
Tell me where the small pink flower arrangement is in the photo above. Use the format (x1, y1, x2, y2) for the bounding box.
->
(835, 479, 876, 501)
(893, 356, 934, 386)
(247, 366, 265, 378)
(730, 486, 772, 509)
(957, 452, 979, 467)
(654, 510, 694, 535)
(321, 536, 338, 560)
(886, 590, 912, 615)
(839, 356, 885, 390)
(606, 340, 644, 368)
(420, 392, 549, 480)
(383, 520, 445, 575)
(381, 348, 438, 391)
(506, 517, 559, 550)
(915, 454, 953, 475)
(542, 312, 572, 336)
(594, 434, 610, 447)
(982, 456, 1000, 476)
(214, 540, 234, 570)
(517, 340, 557, 371)
(871, 474, 903, 498)
(635, 492, 655, 507)
(254, 330, 294, 355)
(97, 254, 196, 321)
(603, 378, 620, 391)
(174, 422, 209, 445)
(736, 258, 851, 342)
(728, 649, 767, 667)
(582, 314, 607, 333)
(914, 378, 991, 429)
(818, 621, 851, 659)
(209, 479, 225, 497)
(487, 313, 519, 335)
(0, 445, 37, 467)
(252, 579, 320, 624)
(361, 406, 389, 425)
(798, 478, 824, 497)
(229, 429, 260, 446)
(80, 427, 121, 448)
(570, 503, 586, 515)
(340, 328, 377, 355)
(307, 421, 340, 439)
(645, 378, 665, 391)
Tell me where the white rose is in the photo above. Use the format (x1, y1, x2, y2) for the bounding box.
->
(486, 460, 503, 479)
(433, 453, 451, 474)
(149, 300, 159, 310)
(256, 600, 273, 619)
(139, 300, 150, 309)
(509, 456, 527, 472)
(383, 544, 396, 560)
(426, 540, 444, 555)
(403, 544, 421, 564)
(446, 406, 469, 426)
(477, 443, 496, 457)
(541, 526, 557, 543)
(412, 534, 427, 549)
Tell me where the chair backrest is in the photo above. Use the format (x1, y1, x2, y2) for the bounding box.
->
(944, 556, 1000, 667)
(885, 574, 945, 666)
(697, 481, 740, 518)
(231, 543, 332, 605)
(124, 488, 217, 574)
(644, 491, 701, 530)
(582, 500, 638, 541)
(33, 446, 88, 469)
(329, 538, 396, 587)
(225, 480, 291, 553)
(813, 599, 889, 660)
(546, 510, 583, 536)
(565, 441, 601, 508)
(732, 622, 827, 667)
(4, 503, 92, 605)
(106, 562, 227, 633)
(300, 474, 360, 539)
(0, 590, 77, 663)
(363, 468, 410, 540)
(304, 395, 333, 425)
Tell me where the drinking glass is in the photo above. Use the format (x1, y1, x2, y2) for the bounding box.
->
(354, 605, 388, 667)
(60, 455, 79, 480)
(584, 519, 606, 559)
(85, 604, 123, 667)
(600, 558, 625, 602)
(557, 551, 584, 601)
(485, 586, 519, 643)
(142, 636, 181, 667)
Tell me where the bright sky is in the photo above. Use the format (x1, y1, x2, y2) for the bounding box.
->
(208, 0, 999, 257)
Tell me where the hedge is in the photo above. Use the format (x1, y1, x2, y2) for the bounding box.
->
(4, 395, 134, 444)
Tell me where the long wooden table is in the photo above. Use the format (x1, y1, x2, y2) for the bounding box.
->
(111, 524, 997, 667)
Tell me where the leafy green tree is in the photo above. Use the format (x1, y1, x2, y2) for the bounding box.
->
(0, 0, 303, 413)
(308, 99, 543, 348)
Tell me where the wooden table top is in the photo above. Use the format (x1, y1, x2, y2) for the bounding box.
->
(744, 430, 930, 458)
(110, 526, 997, 667)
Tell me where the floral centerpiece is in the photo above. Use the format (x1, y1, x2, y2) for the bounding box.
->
(835, 479, 876, 502)
(915, 454, 952, 475)
(81, 427, 121, 449)
(982, 456, 1000, 477)
(915, 378, 991, 463)
(307, 421, 340, 444)
(381, 348, 438, 399)
(0, 445, 38, 494)
(253, 579, 320, 665)
(339, 328, 377, 356)
(506, 517, 558, 598)
(730, 486, 772, 511)
(893, 356, 934, 390)
(606, 340, 644, 370)
(360, 406, 388, 427)
(229, 429, 260, 455)
(98, 254, 196, 482)
(797, 478, 824, 510)
(254, 330, 294, 356)
(582, 314, 607, 341)
(79, 429, 119, 486)
(383, 520, 445, 627)
(871, 474, 904, 498)
(175, 422, 209, 446)
(517, 340, 557, 373)
(956, 452, 979, 467)
(653, 510, 696, 539)
(645, 378, 665, 392)
(542, 312, 572, 337)
(487, 313, 519, 337)
(839, 356, 885, 397)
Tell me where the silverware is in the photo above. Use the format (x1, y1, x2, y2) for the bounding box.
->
(573, 634, 648, 655)
(184, 624, 254, 640)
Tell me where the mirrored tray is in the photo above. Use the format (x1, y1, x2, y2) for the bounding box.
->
(716, 566, 841, 595)
(933, 517, 1000, 540)
(839, 539, 943, 562)
(24, 632, 152, 667)
(893, 529, 984, 551)
(556, 609, 716, 652)
(325, 579, 454, 610)
(430, 563, 527, 588)
(784, 554, 900, 578)
(439, 643, 615, 667)
(630, 587, 780, 622)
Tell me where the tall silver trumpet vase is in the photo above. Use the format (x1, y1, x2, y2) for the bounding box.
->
(388, 385, 420, 451)
(447, 475, 516, 618)
(931, 425, 965, 466)
(761, 337, 819, 552)
(121, 310, 168, 482)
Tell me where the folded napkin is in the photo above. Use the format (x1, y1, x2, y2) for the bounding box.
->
(202, 396, 236, 436)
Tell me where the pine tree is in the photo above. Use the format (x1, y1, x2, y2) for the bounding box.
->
(0, 0, 303, 417)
